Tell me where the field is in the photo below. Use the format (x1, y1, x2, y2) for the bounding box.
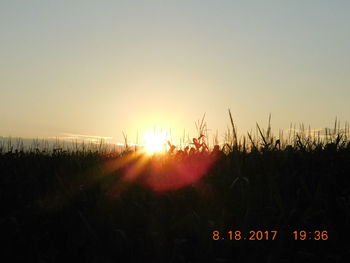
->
(1, 118, 349, 262)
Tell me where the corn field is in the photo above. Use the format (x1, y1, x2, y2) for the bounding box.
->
(0, 113, 349, 262)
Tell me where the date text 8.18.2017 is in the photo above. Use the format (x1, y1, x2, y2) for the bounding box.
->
(212, 230, 329, 241)
(212, 230, 278, 241)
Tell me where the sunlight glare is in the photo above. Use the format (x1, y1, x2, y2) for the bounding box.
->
(143, 131, 168, 154)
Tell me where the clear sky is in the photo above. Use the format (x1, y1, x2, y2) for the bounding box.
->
(1, 0, 349, 145)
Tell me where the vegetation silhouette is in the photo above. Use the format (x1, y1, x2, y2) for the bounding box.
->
(0, 112, 349, 262)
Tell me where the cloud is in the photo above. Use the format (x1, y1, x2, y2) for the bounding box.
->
(53, 133, 113, 143)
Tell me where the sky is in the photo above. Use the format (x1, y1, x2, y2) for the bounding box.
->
(1, 0, 349, 145)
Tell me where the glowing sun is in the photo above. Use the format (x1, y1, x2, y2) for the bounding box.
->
(143, 131, 168, 154)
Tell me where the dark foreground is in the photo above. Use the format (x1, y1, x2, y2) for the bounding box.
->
(0, 143, 349, 262)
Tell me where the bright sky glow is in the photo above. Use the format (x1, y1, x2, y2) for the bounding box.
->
(0, 1, 349, 143)
(143, 130, 168, 154)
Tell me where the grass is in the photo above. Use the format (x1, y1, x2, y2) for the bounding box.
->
(0, 114, 349, 262)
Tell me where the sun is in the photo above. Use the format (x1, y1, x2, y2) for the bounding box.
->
(143, 131, 168, 154)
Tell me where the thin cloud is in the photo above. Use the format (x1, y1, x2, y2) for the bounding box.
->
(56, 133, 113, 143)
